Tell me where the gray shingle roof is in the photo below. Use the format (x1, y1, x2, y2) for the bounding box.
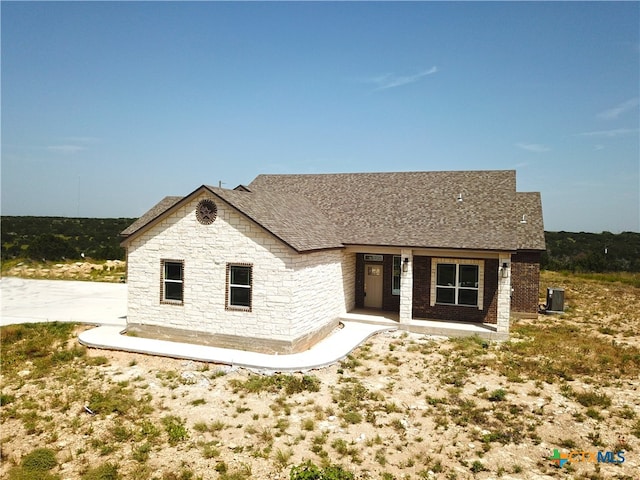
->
(120, 196, 183, 237)
(249, 171, 522, 251)
(516, 192, 546, 250)
(122, 170, 545, 253)
(208, 187, 344, 252)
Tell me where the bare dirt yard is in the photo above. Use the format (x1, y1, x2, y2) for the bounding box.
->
(1, 271, 639, 480)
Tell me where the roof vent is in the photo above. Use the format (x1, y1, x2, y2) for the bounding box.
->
(520, 214, 527, 224)
(457, 193, 463, 202)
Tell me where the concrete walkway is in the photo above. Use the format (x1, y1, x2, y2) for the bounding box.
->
(78, 322, 394, 373)
(1, 277, 394, 372)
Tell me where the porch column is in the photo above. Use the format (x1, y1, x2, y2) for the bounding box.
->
(399, 249, 413, 325)
(497, 253, 512, 334)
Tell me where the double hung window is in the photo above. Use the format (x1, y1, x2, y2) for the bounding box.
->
(161, 260, 184, 304)
(433, 259, 482, 308)
(226, 264, 252, 310)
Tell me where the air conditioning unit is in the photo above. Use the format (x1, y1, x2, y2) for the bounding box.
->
(546, 287, 565, 313)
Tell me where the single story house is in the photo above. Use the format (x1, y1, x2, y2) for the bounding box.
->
(120, 170, 545, 353)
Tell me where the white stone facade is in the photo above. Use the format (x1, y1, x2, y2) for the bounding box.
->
(398, 249, 413, 325)
(496, 253, 512, 333)
(126, 193, 352, 349)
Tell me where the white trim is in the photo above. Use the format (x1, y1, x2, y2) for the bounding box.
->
(227, 264, 253, 310)
(430, 258, 484, 309)
(161, 259, 184, 304)
(392, 255, 401, 295)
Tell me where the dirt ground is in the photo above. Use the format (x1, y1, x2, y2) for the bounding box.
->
(1, 271, 639, 480)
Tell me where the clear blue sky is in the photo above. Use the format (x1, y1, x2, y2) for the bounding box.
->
(2, 1, 638, 233)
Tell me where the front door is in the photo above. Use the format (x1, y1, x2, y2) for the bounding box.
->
(364, 264, 383, 308)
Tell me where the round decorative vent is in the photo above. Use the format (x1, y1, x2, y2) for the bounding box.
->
(196, 199, 217, 225)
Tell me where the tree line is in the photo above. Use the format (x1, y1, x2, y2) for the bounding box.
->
(1, 217, 135, 261)
(1, 216, 639, 272)
(541, 231, 640, 272)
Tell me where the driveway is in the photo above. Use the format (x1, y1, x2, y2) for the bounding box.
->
(0, 276, 394, 372)
(0, 277, 127, 327)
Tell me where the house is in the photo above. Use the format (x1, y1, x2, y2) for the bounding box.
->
(120, 170, 545, 353)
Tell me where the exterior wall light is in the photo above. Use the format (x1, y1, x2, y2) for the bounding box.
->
(501, 262, 509, 278)
(402, 257, 409, 273)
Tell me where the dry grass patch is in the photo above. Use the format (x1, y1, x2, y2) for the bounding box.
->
(1, 271, 639, 479)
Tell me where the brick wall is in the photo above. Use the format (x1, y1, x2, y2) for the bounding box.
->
(511, 251, 541, 315)
(412, 256, 499, 324)
(126, 192, 347, 351)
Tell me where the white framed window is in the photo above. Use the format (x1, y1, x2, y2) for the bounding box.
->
(430, 258, 484, 309)
(161, 259, 184, 304)
(226, 264, 252, 311)
(392, 255, 401, 295)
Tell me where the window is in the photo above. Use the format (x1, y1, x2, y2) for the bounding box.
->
(226, 264, 252, 310)
(161, 260, 184, 304)
(392, 256, 401, 295)
(431, 259, 483, 308)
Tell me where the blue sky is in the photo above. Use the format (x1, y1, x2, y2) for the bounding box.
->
(2, 1, 638, 233)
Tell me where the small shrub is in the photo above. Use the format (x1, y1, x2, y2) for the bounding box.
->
(559, 438, 578, 449)
(289, 460, 354, 480)
(193, 422, 209, 433)
(574, 391, 612, 408)
(617, 405, 636, 419)
(137, 419, 161, 442)
(340, 411, 362, 424)
(585, 408, 603, 420)
(202, 443, 220, 459)
(229, 374, 320, 395)
(81, 462, 120, 480)
(87, 356, 109, 366)
(487, 389, 507, 402)
(1, 392, 16, 406)
(132, 442, 151, 463)
(274, 448, 293, 469)
(21, 447, 57, 471)
(162, 415, 189, 445)
(470, 460, 486, 473)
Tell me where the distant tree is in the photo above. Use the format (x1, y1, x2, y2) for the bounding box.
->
(27, 234, 77, 261)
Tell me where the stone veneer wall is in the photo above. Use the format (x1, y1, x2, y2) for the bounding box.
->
(510, 251, 541, 317)
(288, 249, 354, 342)
(126, 193, 348, 352)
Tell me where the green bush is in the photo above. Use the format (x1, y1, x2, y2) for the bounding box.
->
(229, 374, 320, 394)
(470, 460, 486, 473)
(487, 389, 507, 402)
(340, 411, 362, 424)
(6, 448, 60, 480)
(21, 448, 57, 471)
(81, 462, 120, 480)
(162, 415, 189, 445)
(87, 386, 137, 416)
(1, 392, 16, 406)
(289, 460, 354, 480)
(574, 391, 612, 408)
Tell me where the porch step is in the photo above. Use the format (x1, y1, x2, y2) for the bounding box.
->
(401, 320, 509, 341)
(339, 312, 399, 328)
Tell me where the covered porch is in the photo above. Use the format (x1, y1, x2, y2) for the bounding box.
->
(349, 247, 513, 339)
